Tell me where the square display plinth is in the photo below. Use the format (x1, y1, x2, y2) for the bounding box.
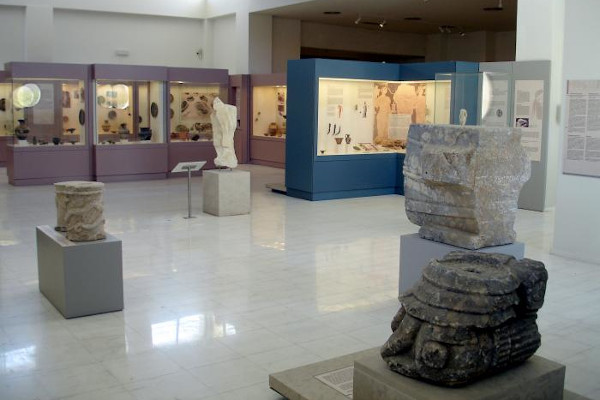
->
(36, 226, 123, 319)
(203, 169, 251, 216)
(353, 349, 566, 400)
(400, 233, 525, 294)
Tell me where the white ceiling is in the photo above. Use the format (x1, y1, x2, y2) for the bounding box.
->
(258, 0, 517, 34)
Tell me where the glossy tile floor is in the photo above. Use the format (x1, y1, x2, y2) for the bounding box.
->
(0, 164, 599, 400)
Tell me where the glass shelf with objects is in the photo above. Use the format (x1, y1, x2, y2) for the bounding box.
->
(168, 82, 228, 143)
(252, 85, 287, 139)
(9, 78, 86, 146)
(434, 72, 512, 127)
(94, 80, 165, 145)
(316, 78, 447, 156)
(0, 79, 12, 137)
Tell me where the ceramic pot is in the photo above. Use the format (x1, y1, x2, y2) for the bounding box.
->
(139, 127, 152, 141)
(101, 120, 111, 132)
(14, 119, 29, 140)
(335, 137, 343, 145)
(345, 134, 351, 144)
(52, 137, 60, 145)
(118, 123, 129, 140)
(268, 122, 278, 136)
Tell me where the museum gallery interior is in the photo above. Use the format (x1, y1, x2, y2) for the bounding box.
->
(0, 0, 599, 399)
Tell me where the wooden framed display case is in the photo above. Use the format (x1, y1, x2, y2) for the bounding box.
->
(229, 74, 250, 164)
(250, 73, 287, 168)
(285, 59, 478, 200)
(167, 67, 229, 176)
(92, 64, 168, 182)
(0, 71, 11, 167)
(5, 62, 93, 186)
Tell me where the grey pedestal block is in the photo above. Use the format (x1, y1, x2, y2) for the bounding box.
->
(354, 349, 566, 400)
(36, 225, 124, 319)
(399, 233, 525, 294)
(202, 169, 251, 216)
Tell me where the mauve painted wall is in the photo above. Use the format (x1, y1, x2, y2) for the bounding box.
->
(8, 145, 91, 181)
(168, 142, 216, 175)
(250, 137, 285, 168)
(94, 144, 168, 176)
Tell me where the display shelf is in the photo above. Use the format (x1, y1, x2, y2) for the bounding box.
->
(4, 62, 93, 185)
(285, 58, 478, 201)
(250, 73, 286, 168)
(92, 64, 168, 181)
(167, 67, 229, 176)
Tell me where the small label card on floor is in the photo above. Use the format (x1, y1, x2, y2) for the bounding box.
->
(314, 366, 354, 398)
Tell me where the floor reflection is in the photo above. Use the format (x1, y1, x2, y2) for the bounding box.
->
(151, 314, 237, 347)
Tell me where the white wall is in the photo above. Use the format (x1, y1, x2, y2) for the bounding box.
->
(0, 5, 25, 66)
(210, 14, 237, 72)
(248, 13, 272, 74)
(515, 0, 564, 210)
(272, 17, 300, 73)
(53, 9, 205, 67)
(301, 21, 426, 57)
(552, 0, 600, 263)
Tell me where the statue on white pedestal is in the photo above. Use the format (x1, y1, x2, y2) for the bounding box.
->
(211, 97, 238, 169)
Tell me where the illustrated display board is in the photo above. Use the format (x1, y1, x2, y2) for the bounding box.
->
(481, 75, 510, 127)
(169, 84, 226, 142)
(316, 78, 439, 156)
(513, 80, 544, 162)
(252, 85, 287, 138)
(563, 80, 600, 177)
(95, 80, 164, 145)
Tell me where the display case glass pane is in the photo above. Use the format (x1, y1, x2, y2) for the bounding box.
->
(0, 82, 12, 136)
(435, 72, 511, 127)
(252, 85, 287, 138)
(10, 78, 86, 146)
(95, 80, 165, 144)
(317, 78, 437, 156)
(168, 83, 227, 142)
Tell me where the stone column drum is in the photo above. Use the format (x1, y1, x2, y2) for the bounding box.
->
(54, 181, 106, 242)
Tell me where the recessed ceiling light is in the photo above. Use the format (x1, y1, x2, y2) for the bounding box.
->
(404, 17, 422, 21)
(323, 11, 341, 15)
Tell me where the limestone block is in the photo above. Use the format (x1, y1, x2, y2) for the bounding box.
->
(404, 124, 530, 249)
(382, 251, 548, 386)
(54, 181, 105, 242)
(203, 170, 250, 216)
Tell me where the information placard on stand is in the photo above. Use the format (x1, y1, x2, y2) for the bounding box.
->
(171, 161, 206, 219)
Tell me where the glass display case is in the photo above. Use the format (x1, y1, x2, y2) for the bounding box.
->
(252, 84, 287, 138)
(9, 78, 86, 146)
(95, 80, 164, 145)
(168, 82, 227, 142)
(0, 78, 11, 137)
(435, 72, 511, 126)
(316, 78, 441, 156)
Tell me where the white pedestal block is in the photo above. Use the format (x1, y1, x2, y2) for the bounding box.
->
(36, 225, 123, 319)
(203, 169, 251, 216)
(399, 233, 525, 294)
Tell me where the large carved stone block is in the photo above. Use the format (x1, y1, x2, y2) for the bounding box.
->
(54, 181, 105, 242)
(404, 124, 530, 249)
(381, 251, 548, 386)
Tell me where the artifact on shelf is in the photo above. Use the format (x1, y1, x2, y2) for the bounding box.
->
(459, 108, 468, 126)
(381, 251, 547, 386)
(14, 119, 29, 141)
(54, 181, 106, 242)
(404, 124, 531, 250)
(101, 120, 111, 132)
(139, 127, 152, 141)
(211, 97, 238, 169)
(335, 137, 343, 145)
(268, 122, 278, 136)
(52, 137, 61, 145)
(345, 134, 351, 144)
(118, 123, 129, 141)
